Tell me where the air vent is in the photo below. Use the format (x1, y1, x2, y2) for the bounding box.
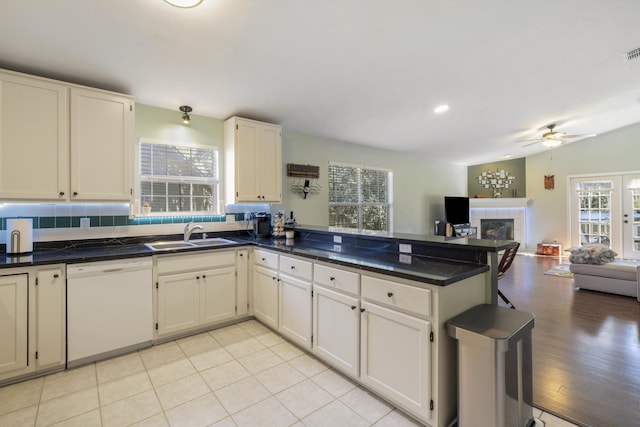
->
(625, 47, 640, 62)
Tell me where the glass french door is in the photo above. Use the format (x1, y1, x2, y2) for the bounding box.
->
(570, 173, 640, 260)
(622, 174, 640, 259)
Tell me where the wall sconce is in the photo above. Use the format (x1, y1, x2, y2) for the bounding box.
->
(179, 105, 192, 124)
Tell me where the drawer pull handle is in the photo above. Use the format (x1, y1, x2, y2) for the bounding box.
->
(387, 292, 394, 298)
(53, 274, 59, 279)
(239, 253, 243, 257)
(351, 305, 357, 310)
(196, 276, 200, 279)
(262, 258, 266, 261)
(329, 276, 335, 281)
(360, 308, 366, 313)
(291, 265, 295, 269)
(202, 275, 206, 279)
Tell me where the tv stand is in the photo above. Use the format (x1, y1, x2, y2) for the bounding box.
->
(453, 223, 477, 238)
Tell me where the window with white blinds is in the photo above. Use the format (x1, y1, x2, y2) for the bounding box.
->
(139, 141, 219, 214)
(328, 162, 393, 232)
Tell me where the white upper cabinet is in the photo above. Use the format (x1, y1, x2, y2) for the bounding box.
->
(0, 69, 134, 201)
(0, 72, 68, 199)
(224, 116, 282, 203)
(70, 87, 133, 201)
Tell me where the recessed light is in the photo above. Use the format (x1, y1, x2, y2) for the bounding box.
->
(163, 0, 203, 8)
(504, 154, 512, 158)
(434, 104, 449, 114)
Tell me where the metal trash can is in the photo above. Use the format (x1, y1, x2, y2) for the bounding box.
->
(447, 304, 538, 427)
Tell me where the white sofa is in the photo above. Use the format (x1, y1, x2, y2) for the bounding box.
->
(570, 260, 640, 301)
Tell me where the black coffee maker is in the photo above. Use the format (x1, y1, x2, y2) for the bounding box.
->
(252, 213, 271, 237)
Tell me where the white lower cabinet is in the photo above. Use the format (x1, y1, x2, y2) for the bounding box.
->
(155, 250, 245, 339)
(0, 266, 65, 384)
(0, 274, 28, 375)
(312, 284, 360, 378)
(157, 271, 200, 336)
(252, 251, 313, 348)
(311, 262, 361, 378)
(278, 255, 313, 349)
(360, 300, 431, 421)
(252, 265, 279, 330)
(200, 266, 236, 324)
(249, 249, 485, 427)
(35, 268, 66, 370)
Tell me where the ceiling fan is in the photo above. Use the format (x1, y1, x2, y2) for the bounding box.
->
(518, 124, 597, 148)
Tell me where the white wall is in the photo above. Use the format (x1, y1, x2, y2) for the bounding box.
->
(275, 132, 467, 235)
(525, 122, 640, 249)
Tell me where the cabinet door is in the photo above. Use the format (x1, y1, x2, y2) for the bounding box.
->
(258, 124, 282, 202)
(235, 120, 260, 202)
(157, 272, 199, 336)
(36, 268, 65, 369)
(360, 301, 431, 422)
(278, 274, 312, 349)
(313, 285, 360, 378)
(236, 249, 249, 316)
(0, 72, 68, 200)
(70, 87, 133, 201)
(252, 266, 279, 330)
(200, 266, 236, 325)
(0, 274, 28, 374)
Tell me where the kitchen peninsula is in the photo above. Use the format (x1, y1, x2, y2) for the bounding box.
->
(0, 226, 514, 426)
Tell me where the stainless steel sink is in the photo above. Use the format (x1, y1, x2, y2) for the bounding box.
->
(145, 241, 196, 251)
(190, 237, 235, 246)
(145, 237, 235, 251)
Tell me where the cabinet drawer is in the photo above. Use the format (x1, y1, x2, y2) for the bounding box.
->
(254, 249, 279, 270)
(314, 264, 360, 295)
(279, 255, 312, 281)
(361, 275, 431, 317)
(157, 250, 236, 275)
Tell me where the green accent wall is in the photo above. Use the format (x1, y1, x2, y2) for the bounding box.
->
(468, 158, 526, 198)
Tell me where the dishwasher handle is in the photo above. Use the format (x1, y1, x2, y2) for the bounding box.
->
(67, 259, 152, 278)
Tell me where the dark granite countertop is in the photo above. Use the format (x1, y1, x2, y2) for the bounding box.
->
(0, 227, 498, 286)
(248, 237, 489, 285)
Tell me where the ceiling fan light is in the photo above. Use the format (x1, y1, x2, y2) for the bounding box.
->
(542, 139, 562, 148)
(163, 0, 203, 8)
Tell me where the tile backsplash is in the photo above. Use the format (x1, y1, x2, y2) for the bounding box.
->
(0, 203, 266, 243)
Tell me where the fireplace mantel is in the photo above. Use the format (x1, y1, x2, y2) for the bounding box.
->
(469, 198, 531, 208)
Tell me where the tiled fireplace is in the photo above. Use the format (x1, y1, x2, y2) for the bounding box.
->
(481, 218, 514, 240)
(469, 198, 530, 247)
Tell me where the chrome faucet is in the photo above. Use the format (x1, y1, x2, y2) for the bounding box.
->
(184, 222, 204, 242)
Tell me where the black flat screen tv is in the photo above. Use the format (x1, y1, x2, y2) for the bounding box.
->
(444, 196, 470, 225)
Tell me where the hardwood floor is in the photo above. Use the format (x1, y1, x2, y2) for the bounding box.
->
(498, 254, 640, 427)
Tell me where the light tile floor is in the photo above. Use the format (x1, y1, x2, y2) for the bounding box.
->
(0, 320, 580, 427)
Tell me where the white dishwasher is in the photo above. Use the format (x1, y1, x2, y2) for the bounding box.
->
(67, 258, 153, 367)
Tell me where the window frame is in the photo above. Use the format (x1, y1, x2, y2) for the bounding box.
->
(136, 138, 220, 216)
(328, 161, 393, 233)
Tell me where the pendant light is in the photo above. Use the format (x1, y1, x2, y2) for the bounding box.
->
(179, 106, 192, 124)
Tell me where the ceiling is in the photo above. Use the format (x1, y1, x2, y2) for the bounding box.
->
(2, 0, 640, 165)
